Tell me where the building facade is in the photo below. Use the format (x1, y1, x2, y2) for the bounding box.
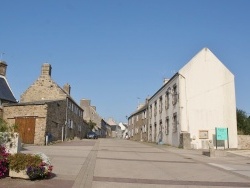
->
(80, 99, 104, 136)
(128, 103, 148, 142)
(3, 63, 87, 145)
(129, 48, 238, 149)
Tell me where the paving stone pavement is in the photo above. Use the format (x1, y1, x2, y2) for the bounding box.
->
(1, 139, 250, 188)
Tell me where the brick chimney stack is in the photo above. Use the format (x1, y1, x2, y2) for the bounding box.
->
(41, 63, 52, 76)
(63, 83, 71, 95)
(0, 61, 7, 76)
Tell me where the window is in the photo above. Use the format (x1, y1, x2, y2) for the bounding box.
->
(165, 89, 170, 110)
(136, 115, 139, 121)
(172, 85, 178, 105)
(154, 101, 157, 116)
(173, 113, 177, 133)
(159, 96, 163, 113)
(68, 101, 71, 110)
(149, 105, 152, 118)
(68, 119, 74, 129)
(144, 125, 147, 133)
(67, 119, 74, 129)
(78, 125, 81, 132)
(166, 117, 169, 135)
(70, 120, 74, 129)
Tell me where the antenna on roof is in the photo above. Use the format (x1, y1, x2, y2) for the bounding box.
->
(0, 52, 5, 61)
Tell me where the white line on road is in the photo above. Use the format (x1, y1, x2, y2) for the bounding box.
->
(208, 163, 235, 171)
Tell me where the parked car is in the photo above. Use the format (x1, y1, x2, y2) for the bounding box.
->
(87, 131, 98, 139)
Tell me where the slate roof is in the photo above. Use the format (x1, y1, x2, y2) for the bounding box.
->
(0, 76, 16, 103)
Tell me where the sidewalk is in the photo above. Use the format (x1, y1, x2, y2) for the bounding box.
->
(0, 139, 97, 188)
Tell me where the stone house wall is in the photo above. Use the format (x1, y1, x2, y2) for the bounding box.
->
(3, 103, 47, 145)
(20, 64, 67, 103)
(129, 107, 148, 142)
(45, 100, 66, 142)
(3, 99, 88, 145)
(237, 135, 250, 149)
(65, 99, 87, 139)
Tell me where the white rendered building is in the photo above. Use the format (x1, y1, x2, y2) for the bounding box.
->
(148, 48, 237, 149)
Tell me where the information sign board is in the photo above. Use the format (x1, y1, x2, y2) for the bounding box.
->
(216, 128, 228, 140)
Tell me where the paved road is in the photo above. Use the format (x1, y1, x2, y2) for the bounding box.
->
(1, 139, 250, 188)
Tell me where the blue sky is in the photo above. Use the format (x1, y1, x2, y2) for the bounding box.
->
(1, 0, 250, 122)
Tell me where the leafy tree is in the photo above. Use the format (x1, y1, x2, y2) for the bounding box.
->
(87, 120, 96, 131)
(237, 109, 250, 135)
(0, 118, 17, 145)
(0, 118, 8, 132)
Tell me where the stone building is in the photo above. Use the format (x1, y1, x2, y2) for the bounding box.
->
(0, 61, 17, 118)
(106, 118, 119, 138)
(80, 99, 103, 136)
(128, 102, 148, 142)
(101, 119, 111, 138)
(3, 63, 87, 145)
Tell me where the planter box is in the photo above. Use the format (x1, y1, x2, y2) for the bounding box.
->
(9, 169, 29, 179)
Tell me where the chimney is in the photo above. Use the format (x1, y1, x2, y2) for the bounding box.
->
(63, 83, 71, 95)
(163, 78, 169, 85)
(80, 99, 91, 107)
(41, 63, 52, 76)
(0, 61, 7, 76)
(91, 106, 96, 111)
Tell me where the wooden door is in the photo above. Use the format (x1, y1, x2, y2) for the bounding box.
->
(15, 117, 36, 144)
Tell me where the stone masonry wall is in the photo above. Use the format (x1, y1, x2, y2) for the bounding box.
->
(20, 75, 67, 103)
(46, 100, 66, 142)
(65, 100, 88, 139)
(131, 111, 147, 142)
(3, 104, 47, 145)
(238, 135, 250, 149)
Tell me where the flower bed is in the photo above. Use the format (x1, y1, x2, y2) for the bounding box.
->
(8, 152, 53, 180)
(0, 145, 9, 178)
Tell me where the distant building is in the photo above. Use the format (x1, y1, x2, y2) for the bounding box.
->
(3, 63, 87, 144)
(128, 101, 148, 142)
(106, 118, 119, 138)
(0, 61, 17, 118)
(101, 119, 111, 138)
(80, 99, 107, 137)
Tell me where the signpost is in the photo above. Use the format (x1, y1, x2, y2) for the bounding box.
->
(215, 127, 229, 149)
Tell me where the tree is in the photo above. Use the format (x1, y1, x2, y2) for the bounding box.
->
(237, 109, 250, 135)
(87, 120, 96, 131)
(0, 118, 17, 146)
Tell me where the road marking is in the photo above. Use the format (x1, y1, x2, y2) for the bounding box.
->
(209, 163, 235, 171)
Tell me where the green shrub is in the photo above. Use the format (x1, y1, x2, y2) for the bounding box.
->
(7, 153, 42, 173)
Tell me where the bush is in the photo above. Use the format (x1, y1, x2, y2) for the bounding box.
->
(7, 152, 53, 180)
(8, 153, 42, 173)
(0, 145, 9, 178)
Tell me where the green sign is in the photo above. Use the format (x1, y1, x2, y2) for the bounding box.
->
(216, 128, 228, 140)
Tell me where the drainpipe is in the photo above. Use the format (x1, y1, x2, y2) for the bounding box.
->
(65, 97, 68, 140)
